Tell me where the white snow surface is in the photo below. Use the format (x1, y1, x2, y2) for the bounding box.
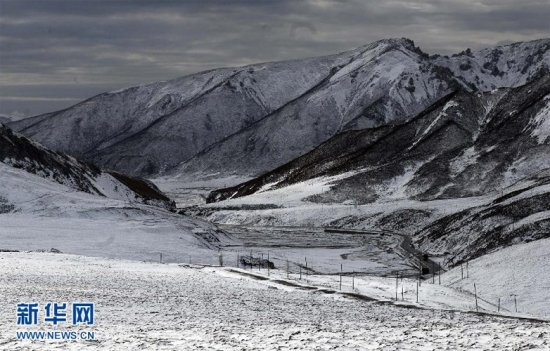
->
(0, 252, 548, 350)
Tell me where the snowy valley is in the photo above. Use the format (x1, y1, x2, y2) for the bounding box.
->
(1, 37, 550, 349)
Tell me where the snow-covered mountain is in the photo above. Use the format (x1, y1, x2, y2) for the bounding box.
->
(0, 123, 173, 209)
(208, 74, 550, 203)
(0, 123, 231, 260)
(9, 38, 550, 178)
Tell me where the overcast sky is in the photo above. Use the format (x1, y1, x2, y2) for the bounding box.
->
(1, 0, 549, 117)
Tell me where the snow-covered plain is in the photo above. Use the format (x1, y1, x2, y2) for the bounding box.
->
(1, 252, 548, 350)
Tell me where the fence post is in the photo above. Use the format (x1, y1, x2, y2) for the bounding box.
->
(352, 272, 355, 291)
(438, 262, 441, 285)
(474, 283, 478, 312)
(395, 272, 399, 301)
(339, 264, 343, 290)
(299, 265, 302, 280)
(286, 259, 289, 279)
(237, 253, 240, 268)
(432, 262, 435, 284)
(416, 281, 419, 303)
(267, 252, 270, 277)
(160, 253, 163, 264)
(401, 284, 404, 301)
(418, 255, 422, 287)
(461, 264, 464, 280)
(498, 297, 500, 312)
(466, 262, 469, 279)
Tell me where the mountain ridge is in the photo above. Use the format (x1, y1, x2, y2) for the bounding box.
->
(9, 38, 550, 179)
(208, 74, 550, 204)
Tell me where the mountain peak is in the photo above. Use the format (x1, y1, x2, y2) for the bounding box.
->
(367, 37, 424, 54)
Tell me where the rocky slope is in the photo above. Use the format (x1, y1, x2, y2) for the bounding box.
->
(0, 123, 173, 209)
(10, 38, 550, 178)
(208, 74, 550, 204)
(414, 169, 550, 266)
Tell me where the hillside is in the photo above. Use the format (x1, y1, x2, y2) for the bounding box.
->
(0, 123, 173, 209)
(0, 123, 230, 261)
(208, 74, 550, 204)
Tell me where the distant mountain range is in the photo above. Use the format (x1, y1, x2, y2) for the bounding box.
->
(9, 38, 550, 180)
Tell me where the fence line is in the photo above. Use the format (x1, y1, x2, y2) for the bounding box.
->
(150, 249, 519, 316)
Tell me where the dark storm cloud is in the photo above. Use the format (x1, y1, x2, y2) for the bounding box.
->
(0, 0, 549, 117)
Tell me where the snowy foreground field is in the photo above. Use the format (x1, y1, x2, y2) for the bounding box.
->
(1, 252, 549, 350)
